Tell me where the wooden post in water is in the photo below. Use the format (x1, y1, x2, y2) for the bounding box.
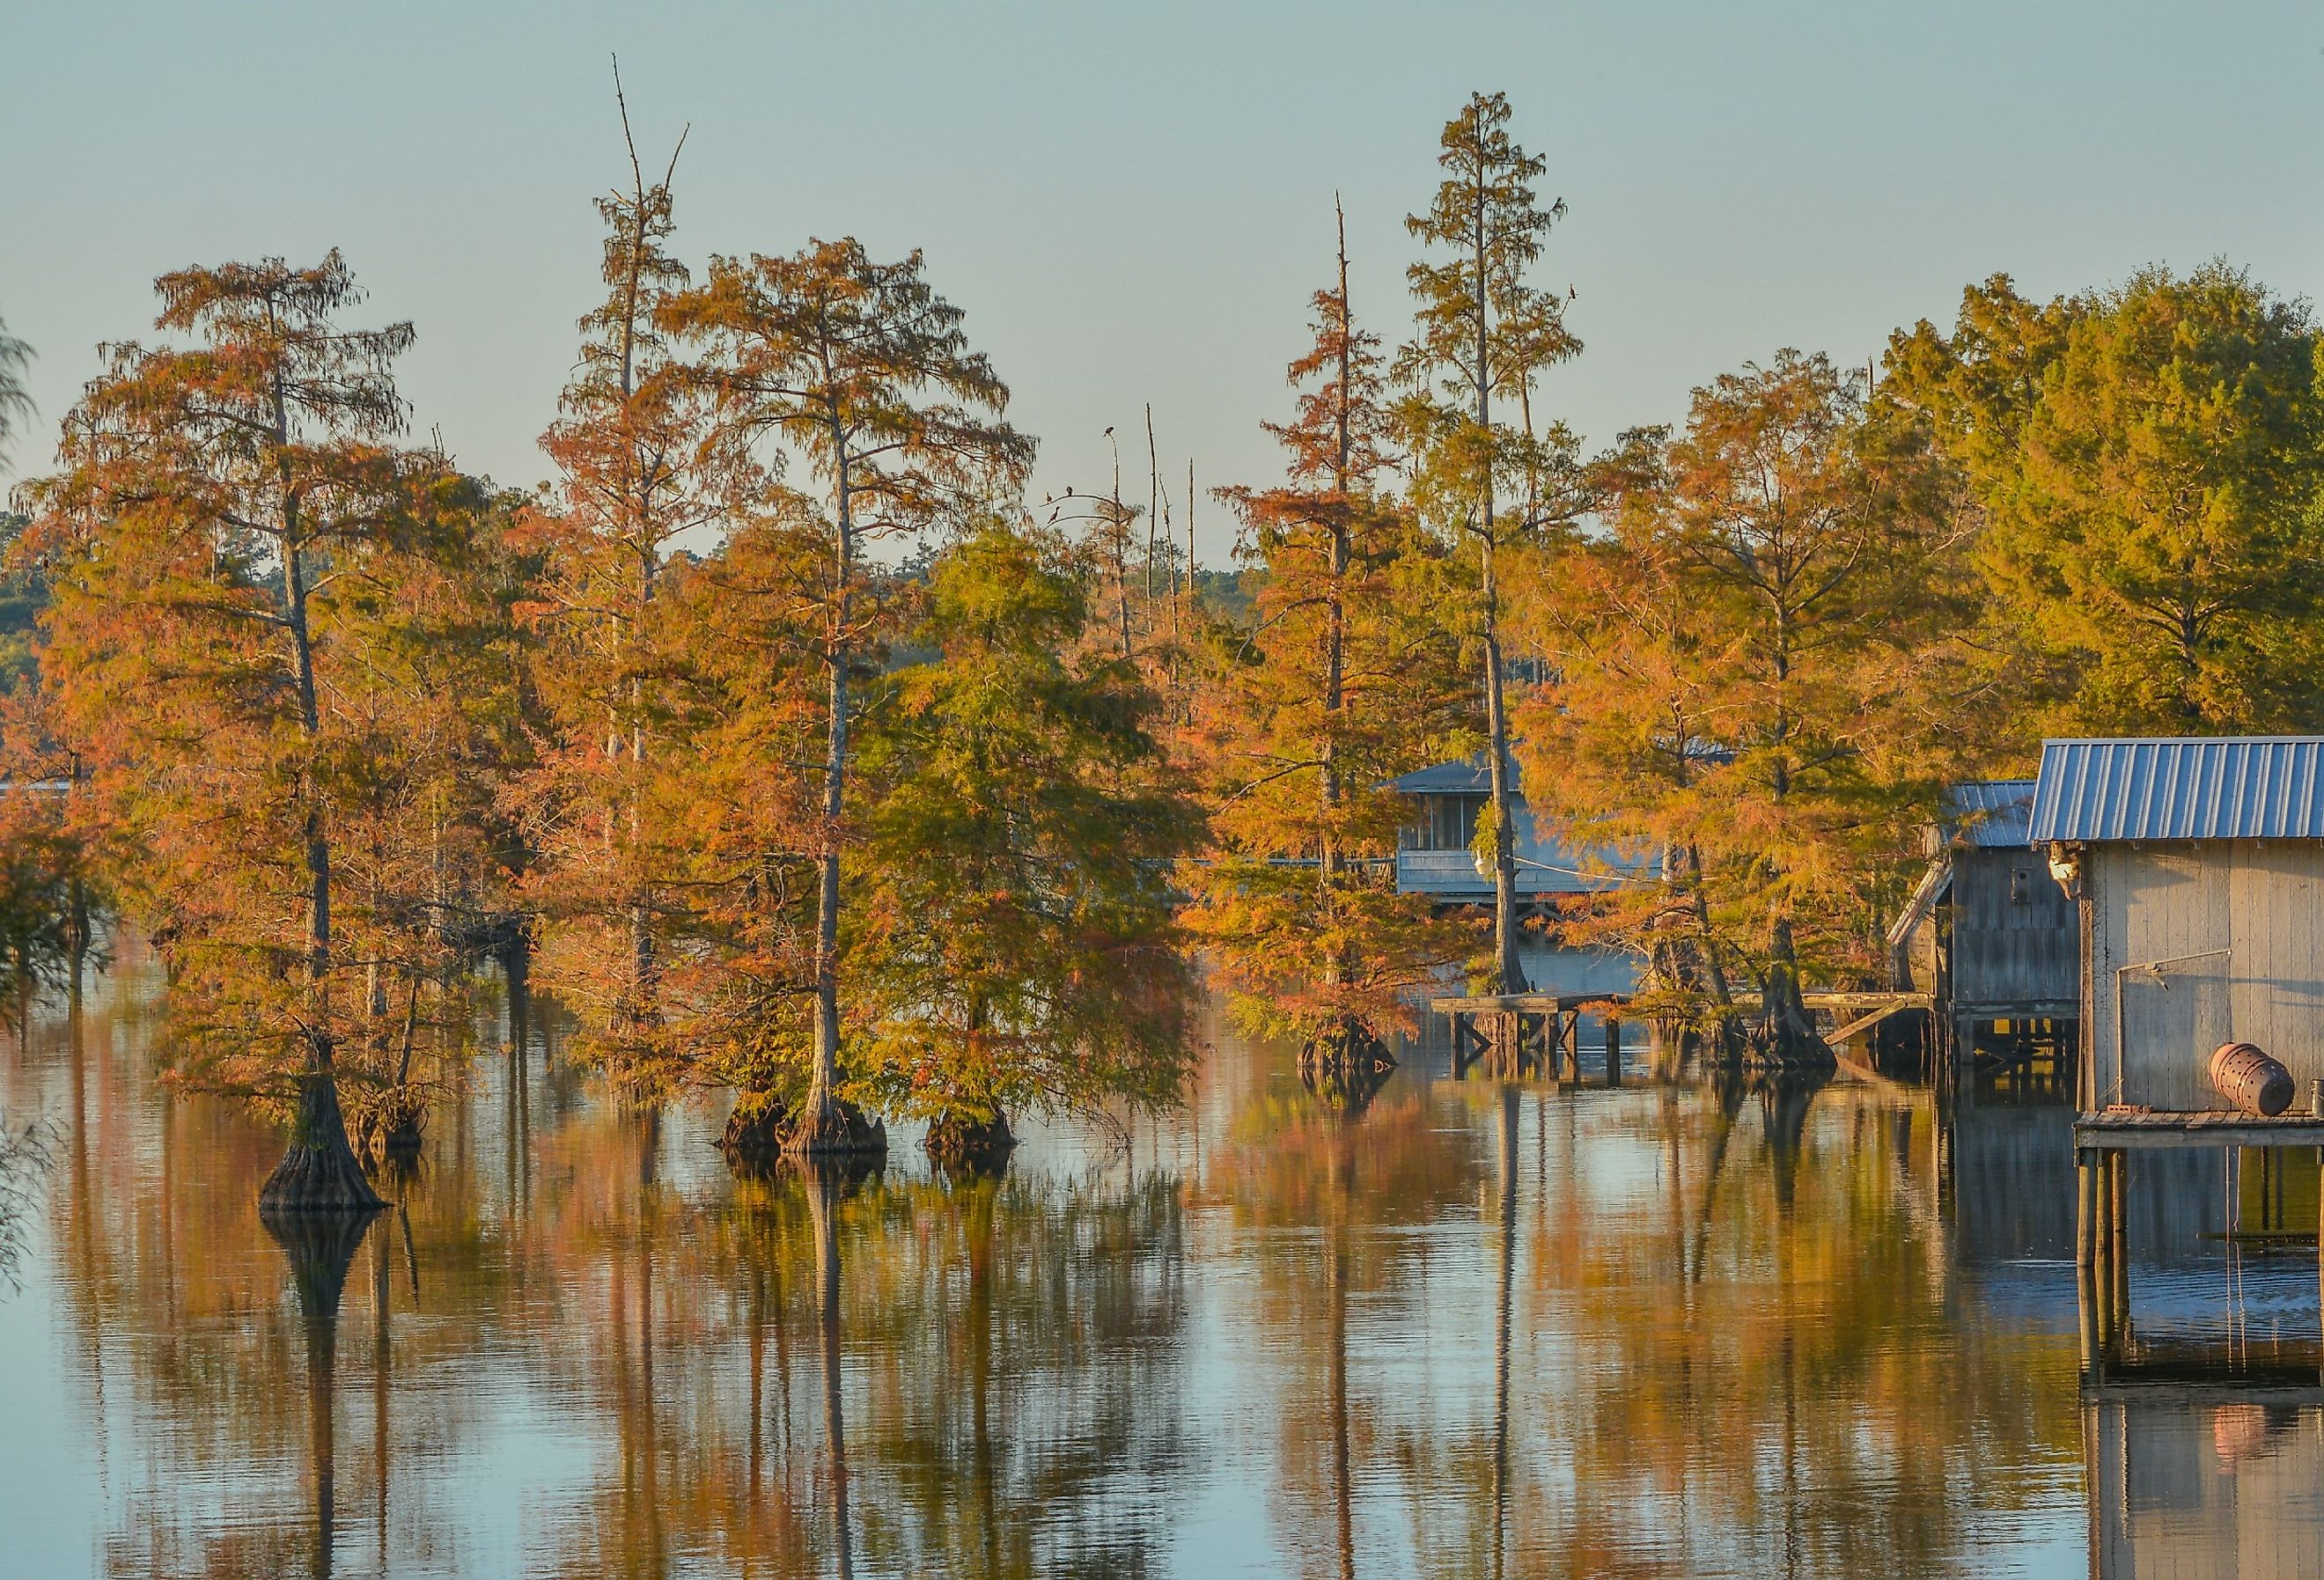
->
(2092, 1152, 2115, 1354)
(2092, 1148, 2110, 1273)
(2107, 1150, 2129, 1342)
(1563, 1011, 1580, 1082)
(1604, 1018, 1622, 1087)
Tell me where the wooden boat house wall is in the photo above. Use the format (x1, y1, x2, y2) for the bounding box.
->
(2030, 737, 2324, 1114)
(1889, 780, 2080, 1069)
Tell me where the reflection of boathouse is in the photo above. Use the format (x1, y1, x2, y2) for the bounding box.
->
(1889, 779, 2080, 1089)
(2085, 1373, 2324, 1577)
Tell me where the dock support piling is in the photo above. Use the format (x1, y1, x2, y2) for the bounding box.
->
(2076, 1150, 2097, 1270)
(2107, 1150, 2129, 1346)
(1605, 1018, 1622, 1087)
(2076, 1253, 2098, 1372)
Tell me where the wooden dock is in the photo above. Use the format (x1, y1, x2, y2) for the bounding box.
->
(1430, 988, 1933, 1082)
(2073, 1107, 2324, 1369)
(2074, 1111, 2324, 1150)
(1430, 993, 1630, 1082)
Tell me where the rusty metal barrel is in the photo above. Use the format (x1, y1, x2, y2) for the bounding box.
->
(2208, 1041, 2295, 1117)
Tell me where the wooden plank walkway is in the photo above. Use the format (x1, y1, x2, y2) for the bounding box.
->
(2074, 1111, 2324, 1150)
(1428, 991, 1629, 1016)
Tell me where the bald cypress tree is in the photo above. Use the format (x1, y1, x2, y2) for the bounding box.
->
(1186, 205, 1467, 1062)
(24, 254, 459, 1209)
(664, 239, 1033, 1155)
(1396, 92, 1580, 995)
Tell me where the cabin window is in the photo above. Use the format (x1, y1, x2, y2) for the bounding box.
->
(2010, 867, 2031, 905)
(1402, 794, 1487, 851)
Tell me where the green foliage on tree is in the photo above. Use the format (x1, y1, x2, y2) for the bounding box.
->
(1886, 264, 2324, 732)
(663, 236, 1035, 1153)
(849, 520, 1194, 1145)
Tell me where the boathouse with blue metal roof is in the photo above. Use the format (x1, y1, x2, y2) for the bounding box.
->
(2032, 736, 2324, 1359)
(2032, 737, 2324, 1116)
(1890, 778, 2080, 1090)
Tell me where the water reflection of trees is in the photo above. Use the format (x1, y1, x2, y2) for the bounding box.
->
(16, 958, 1199, 1579)
(1462, 1077, 2082, 1579)
(8, 959, 2132, 1579)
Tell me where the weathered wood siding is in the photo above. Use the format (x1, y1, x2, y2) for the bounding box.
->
(2088, 841, 2324, 1112)
(1952, 848, 2078, 1011)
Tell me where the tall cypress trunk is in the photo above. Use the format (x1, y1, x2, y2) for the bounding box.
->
(792, 426, 882, 1156)
(261, 530, 381, 1212)
(1471, 136, 1527, 996)
(811, 481, 849, 1118)
(1320, 212, 1351, 987)
(1753, 665, 1822, 1066)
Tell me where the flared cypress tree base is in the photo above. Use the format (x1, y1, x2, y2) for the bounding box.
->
(924, 1111, 1013, 1173)
(259, 1068, 385, 1212)
(783, 1091, 886, 1158)
(718, 1096, 794, 1172)
(357, 1085, 427, 1163)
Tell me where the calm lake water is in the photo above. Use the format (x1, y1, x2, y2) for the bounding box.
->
(4, 944, 2323, 1578)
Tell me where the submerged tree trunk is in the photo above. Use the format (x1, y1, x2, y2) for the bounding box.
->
(1752, 915, 1831, 1070)
(1298, 1018, 1397, 1114)
(718, 1093, 794, 1172)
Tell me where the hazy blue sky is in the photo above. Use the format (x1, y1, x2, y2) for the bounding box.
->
(5, 2, 2320, 555)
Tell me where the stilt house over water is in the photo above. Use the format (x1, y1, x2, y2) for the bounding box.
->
(1889, 779, 2080, 1082)
(1385, 757, 1653, 907)
(1388, 756, 1653, 1017)
(2031, 736, 2324, 1114)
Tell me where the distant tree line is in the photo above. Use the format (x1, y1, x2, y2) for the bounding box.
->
(4, 89, 2320, 1200)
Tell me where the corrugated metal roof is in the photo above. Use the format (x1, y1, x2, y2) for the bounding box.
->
(1944, 779, 2036, 849)
(1384, 741, 1732, 797)
(2028, 738, 2324, 842)
(1382, 756, 1502, 796)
